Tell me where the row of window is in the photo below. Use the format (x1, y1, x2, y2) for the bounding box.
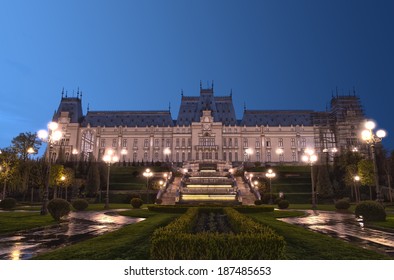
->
(98, 137, 308, 149)
(240, 137, 307, 148)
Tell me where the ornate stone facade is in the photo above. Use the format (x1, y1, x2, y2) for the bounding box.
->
(50, 85, 365, 164)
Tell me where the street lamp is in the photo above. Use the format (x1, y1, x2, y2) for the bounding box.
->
(60, 175, 67, 200)
(265, 169, 276, 204)
(103, 149, 119, 209)
(361, 120, 386, 202)
(354, 175, 361, 203)
(37, 121, 63, 215)
(302, 148, 318, 209)
(143, 168, 153, 203)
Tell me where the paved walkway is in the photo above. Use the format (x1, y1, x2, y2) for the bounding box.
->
(0, 210, 144, 260)
(279, 210, 394, 256)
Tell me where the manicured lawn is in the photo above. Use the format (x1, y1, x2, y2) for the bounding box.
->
(0, 212, 56, 235)
(369, 214, 394, 230)
(247, 212, 390, 260)
(33, 211, 180, 260)
(288, 203, 356, 212)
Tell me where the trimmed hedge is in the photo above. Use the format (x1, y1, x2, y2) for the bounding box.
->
(335, 199, 350, 210)
(131, 198, 144, 209)
(151, 207, 285, 259)
(0, 197, 17, 210)
(72, 199, 89, 211)
(47, 198, 71, 221)
(355, 201, 386, 221)
(277, 200, 289, 209)
(147, 205, 275, 214)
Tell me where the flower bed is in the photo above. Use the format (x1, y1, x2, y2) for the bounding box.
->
(150, 207, 285, 259)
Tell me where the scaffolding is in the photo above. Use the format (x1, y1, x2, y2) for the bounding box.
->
(312, 93, 366, 162)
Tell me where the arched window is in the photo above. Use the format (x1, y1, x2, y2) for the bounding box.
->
(81, 130, 94, 161)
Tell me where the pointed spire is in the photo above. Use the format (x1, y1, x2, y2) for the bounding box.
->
(61, 87, 64, 98)
(244, 102, 246, 111)
(80, 90, 83, 100)
(200, 80, 202, 90)
(230, 88, 233, 97)
(169, 102, 171, 112)
(353, 86, 356, 96)
(336, 86, 338, 97)
(211, 80, 214, 90)
(87, 103, 90, 112)
(181, 89, 184, 97)
(65, 90, 68, 98)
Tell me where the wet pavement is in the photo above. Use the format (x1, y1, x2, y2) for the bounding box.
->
(279, 210, 394, 256)
(0, 210, 145, 260)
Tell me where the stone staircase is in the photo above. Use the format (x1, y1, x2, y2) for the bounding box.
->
(236, 177, 257, 205)
(160, 177, 181, 205)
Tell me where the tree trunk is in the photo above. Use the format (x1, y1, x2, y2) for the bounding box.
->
(2, 180, 6, 199)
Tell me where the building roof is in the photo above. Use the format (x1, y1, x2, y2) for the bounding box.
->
(54, 97, 83, 123)
(176, 87, 237, 126)
(81, 110, 173, 127)
(240, 110, 314, 126)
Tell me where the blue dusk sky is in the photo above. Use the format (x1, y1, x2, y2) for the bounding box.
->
(0, 0, 393, 152)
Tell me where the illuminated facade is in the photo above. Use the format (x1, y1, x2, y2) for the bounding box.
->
(50, 84, 365, 164)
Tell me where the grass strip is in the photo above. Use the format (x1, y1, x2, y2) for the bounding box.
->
(0, 212, 56, 235)
(247, 212, 390, 260)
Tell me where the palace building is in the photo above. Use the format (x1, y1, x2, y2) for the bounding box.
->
(50, 83, 365, 165)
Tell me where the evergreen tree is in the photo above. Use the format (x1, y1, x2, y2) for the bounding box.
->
(86, 163, 100, 197)
(316, 165, 333, 197)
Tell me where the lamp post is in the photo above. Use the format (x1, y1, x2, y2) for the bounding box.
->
(361, 120, 386, 202)
(37, 121, 63, 215)
(60, 175, 66, 200)
(302, 148, 318, 209)
(103, 149, 119, 209)
(143, 168, 153, 203)
(27, 147, 36, 203)
(265, 169, 276, 204)
(354, 175, 360, 203)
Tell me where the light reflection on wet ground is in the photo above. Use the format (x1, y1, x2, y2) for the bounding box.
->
(0, 210, 144, 260)
(279, 210, 394, 256)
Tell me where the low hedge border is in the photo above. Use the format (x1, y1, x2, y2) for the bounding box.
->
(150, 207, 285, 259)
(147, 205, 275, 214)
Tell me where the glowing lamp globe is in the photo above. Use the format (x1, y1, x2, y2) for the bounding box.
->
(365, 121, 376, 130)
(376, 130, 386, 138)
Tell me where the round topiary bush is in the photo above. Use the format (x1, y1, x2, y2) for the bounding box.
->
(335, 199, 350, 210)
(72, 199, 89, 211)
(155, 198, 163, 204)
(47, 198, 71, 221)
(0, 197, 17, 210)
(277, 199, 289, 209)
(131, 198, 144, 209)
(355, 200, 386, 221)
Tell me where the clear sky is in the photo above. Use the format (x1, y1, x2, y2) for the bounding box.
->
(1, 0, 393, 152)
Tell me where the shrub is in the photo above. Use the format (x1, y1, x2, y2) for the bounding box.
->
(355, 201, 386, 221)
(72, 199, 89, 211)
(277, 199, 289, 209)
(47, 198, 71, 221)
(254, 199, 263, 205)
(0, 197, 17, 210)
(335, 199, 350, 210)
(131, 198, 143, 209)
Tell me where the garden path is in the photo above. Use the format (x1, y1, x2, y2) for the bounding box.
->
(0, 210, 144, 260)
